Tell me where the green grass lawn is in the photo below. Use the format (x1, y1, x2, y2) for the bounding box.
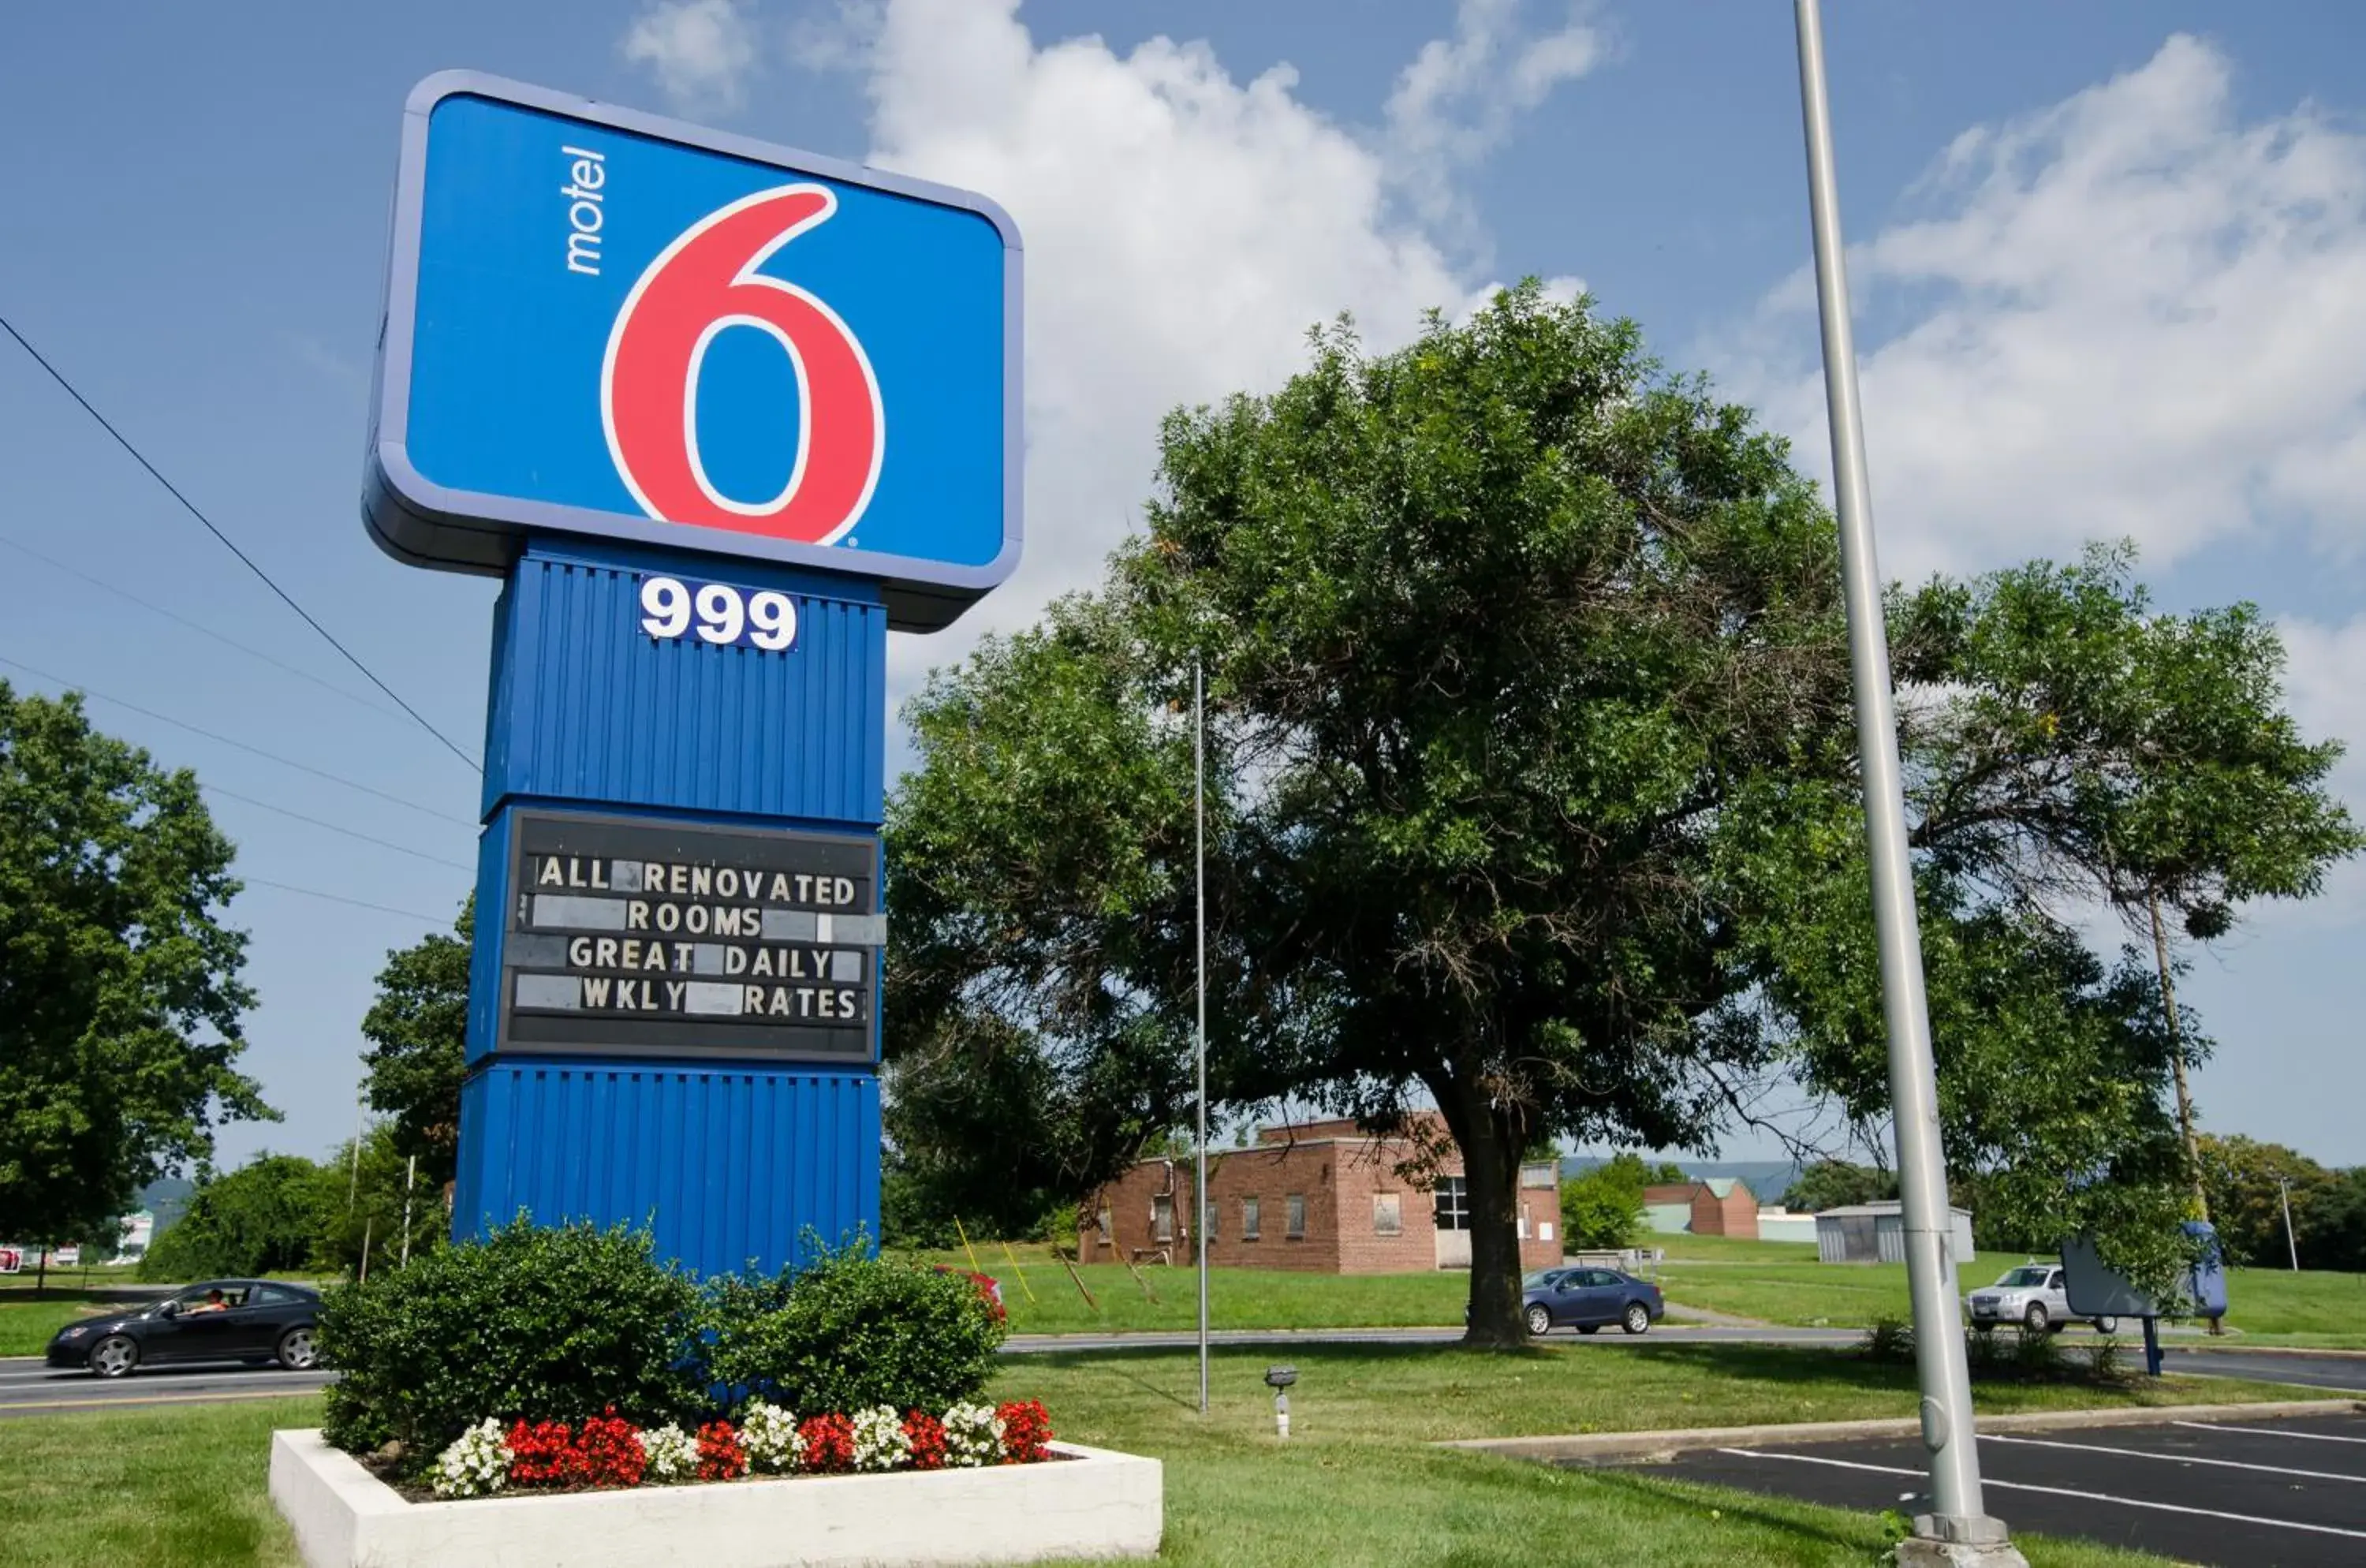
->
(903, 1247, 1474, 1335)
(0, 1300, 117, 1357)
(2, 1343, 2325, 1568)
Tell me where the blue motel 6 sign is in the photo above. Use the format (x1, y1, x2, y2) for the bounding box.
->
(367, 72, 1022, 1275)
(370, 71, 1021, 632)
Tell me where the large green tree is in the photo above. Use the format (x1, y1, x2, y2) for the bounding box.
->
(139, 1152, 332, 1282)
(886, 286, 2351, 1341)
(359, 897, 472, 1189)
(0, 684, 271, 1255)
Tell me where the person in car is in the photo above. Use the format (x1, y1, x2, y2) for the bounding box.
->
(186, 1288, 228, 1315)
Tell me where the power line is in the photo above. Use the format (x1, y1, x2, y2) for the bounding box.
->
(200, 784, 476, 872)
(0, 532, 408, 726)
(237, 876, 453, 924)
(0, 654, 478, 828)
(0, 312, 482, 776)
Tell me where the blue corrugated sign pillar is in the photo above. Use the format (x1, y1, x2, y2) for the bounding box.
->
(450, 540, 886, 1275)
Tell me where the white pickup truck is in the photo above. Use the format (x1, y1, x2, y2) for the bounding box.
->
(1965, 1262, 2120, 1335)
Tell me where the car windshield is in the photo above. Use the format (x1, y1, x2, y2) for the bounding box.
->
(1996, 1267, 2051, 1288)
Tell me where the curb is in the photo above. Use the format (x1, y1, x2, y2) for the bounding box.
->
(2166, 1342, 2366, 1361)
(1439, 1397, 2363, 1463)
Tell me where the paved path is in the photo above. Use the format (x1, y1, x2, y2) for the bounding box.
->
(6, 1329, 2357, 1419)
(1621, 1409, 2366, 1566)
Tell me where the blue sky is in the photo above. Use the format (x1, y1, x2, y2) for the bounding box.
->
(5, 1, 2363, 1174)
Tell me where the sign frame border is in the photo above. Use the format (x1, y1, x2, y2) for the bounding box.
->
(366, 69, 1023, 633)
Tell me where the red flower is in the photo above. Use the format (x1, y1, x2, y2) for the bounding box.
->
(696, 1420, 748, 1481)
(901, 1409, 948, 1470)
(995, 1400, 1053, 1465)
(577, 1409, 649, 1489)
(797, 1413, 854, 1474)
(506, 1420, 583, 1487)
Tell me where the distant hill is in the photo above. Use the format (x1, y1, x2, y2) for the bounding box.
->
(137, 1176, 196, 1233)
(1561, 1155, 1804, 1205)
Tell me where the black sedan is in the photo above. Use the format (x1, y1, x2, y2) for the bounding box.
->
(1522, 1266, 1664, 1337)
(46, 1279, 323, 1377)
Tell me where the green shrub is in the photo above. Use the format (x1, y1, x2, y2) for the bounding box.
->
(318, 1216, 703, 1470)
(1860, 1316, 1914, 1363)
(706, 1242, 1005, 1414)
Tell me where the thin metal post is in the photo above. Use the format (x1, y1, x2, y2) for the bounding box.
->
(1195, 655, 1210, 1416)
(400, 1154, 417, 1268)
(348, 1091, 365, 1212)
(2278, 1174, 2299, 1271)
(1792, 3, 2016, 1555)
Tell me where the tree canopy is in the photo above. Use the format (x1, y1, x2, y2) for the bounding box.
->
(360, 897, 472, 1189)
(0, 683, 270, 1249)
(883, 285, 2355, 1339)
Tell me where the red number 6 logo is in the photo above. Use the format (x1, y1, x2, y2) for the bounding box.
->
(601, 185, 884, 546)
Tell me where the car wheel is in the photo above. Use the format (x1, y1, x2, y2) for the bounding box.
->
(276, 1327, 319, 1371)
(1621, 1303, 1651, 1336)
(1972, 1322, 1995, 1335)
(2022, 1303, 2049, 1334)
(89, 1335, 140, 1378)
(1577, 1324, 1601, 1335)
(1525, 1305, 1554, 1338)
(2094, 1316, 2119, 1335)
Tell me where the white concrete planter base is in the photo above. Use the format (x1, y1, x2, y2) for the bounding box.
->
(270, 1428, 1162, 1567)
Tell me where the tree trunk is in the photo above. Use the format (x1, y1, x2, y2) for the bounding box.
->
(2149, 892, 2221, 1335)
(2148, 893, 2208, 1223)
(1430, 1077, 1528, 1348)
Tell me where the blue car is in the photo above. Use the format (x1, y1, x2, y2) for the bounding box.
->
(1522, 1266, 1663, 1337)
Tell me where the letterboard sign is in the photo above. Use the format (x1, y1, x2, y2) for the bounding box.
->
(500, 809, 881, 1062)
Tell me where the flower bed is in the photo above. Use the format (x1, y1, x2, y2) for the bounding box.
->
(417, 1399, 1059, 1502)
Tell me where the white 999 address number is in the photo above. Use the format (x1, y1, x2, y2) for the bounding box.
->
(637, 576, 799, 652)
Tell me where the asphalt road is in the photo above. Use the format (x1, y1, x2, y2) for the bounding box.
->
(7, 1324, 2360, 1418)
(1624, 1409, 2366, 1567)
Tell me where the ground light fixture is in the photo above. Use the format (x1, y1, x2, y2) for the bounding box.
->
(1263, 1365, 1297, 1440)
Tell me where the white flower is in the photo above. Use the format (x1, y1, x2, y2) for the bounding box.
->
(849, 1405, 910, 1472)
(431, 1417, 513, 1499)
(941, 1402, 1004, 1469)
(741, 1401, 804, 1473)
(642, 1422, 700, 1484)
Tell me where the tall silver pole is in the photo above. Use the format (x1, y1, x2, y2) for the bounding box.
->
(1194, 656, 1211, 1416)
(1793, 5, 2018, 1559)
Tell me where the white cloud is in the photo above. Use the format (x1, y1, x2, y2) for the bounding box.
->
(798, 0, 1599, 693)
(1384, 0, 1607, 230)
(1718, 34, 2366, 588)
(621, 0, 761, 115)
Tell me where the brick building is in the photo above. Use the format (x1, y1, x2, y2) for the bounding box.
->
(1078, 1115, 1564, 1274)
(1642, 1178, 1760, 1240)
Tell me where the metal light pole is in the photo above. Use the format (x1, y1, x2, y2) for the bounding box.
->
(2277, 1174, 2299, 1271)
(1792, 4, 2021, 1561)
(1194, 655, 1211, 1416)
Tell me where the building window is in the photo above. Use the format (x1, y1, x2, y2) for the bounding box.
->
(1286, 1193, 1307, 1239)
(1517, 1200, 1531, 1240)
(1095, 1206, 1113, 1243)
(1242, 1196, 1261, 1240)
(1521, 1161, 1558, 1189)
(1372, 1193, 1402, 1236)
(1433, 1177, 1469, 1232)
(1152, 1193, 1174, 1244)
(1205, 1200, 1217, 1243)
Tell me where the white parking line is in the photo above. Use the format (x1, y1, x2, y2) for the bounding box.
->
(1983, 1432, 2366, 1484)
(2178, 1421, 2366, 1447)
(1714, 1448, 2366, 1542)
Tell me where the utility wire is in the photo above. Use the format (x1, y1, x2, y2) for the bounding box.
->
(0, 532, 409, 726)
(237, 876, 453, 924)
(0, 654, 477, 828)
(200, 784, 476, 872)
(0, 312, 482, 775)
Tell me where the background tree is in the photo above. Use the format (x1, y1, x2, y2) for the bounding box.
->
(1887, 554, 2363, 1219)
(886, 286, 2353, 1340)
(360, 896, 472, 1190)
(138, 1152, 330, 1281)
(1780, 1159, 1898, 1213)
(314, 1122, 450, 1276)
(2307, 1167, 2366, 1274)
(1558, 1153, 1680, 1249)
(0, 684, 271, 1271)
(2194, 1133, 2331, 1267)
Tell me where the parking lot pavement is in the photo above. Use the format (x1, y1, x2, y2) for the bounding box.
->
(1621, 1410, 2366, 1567)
